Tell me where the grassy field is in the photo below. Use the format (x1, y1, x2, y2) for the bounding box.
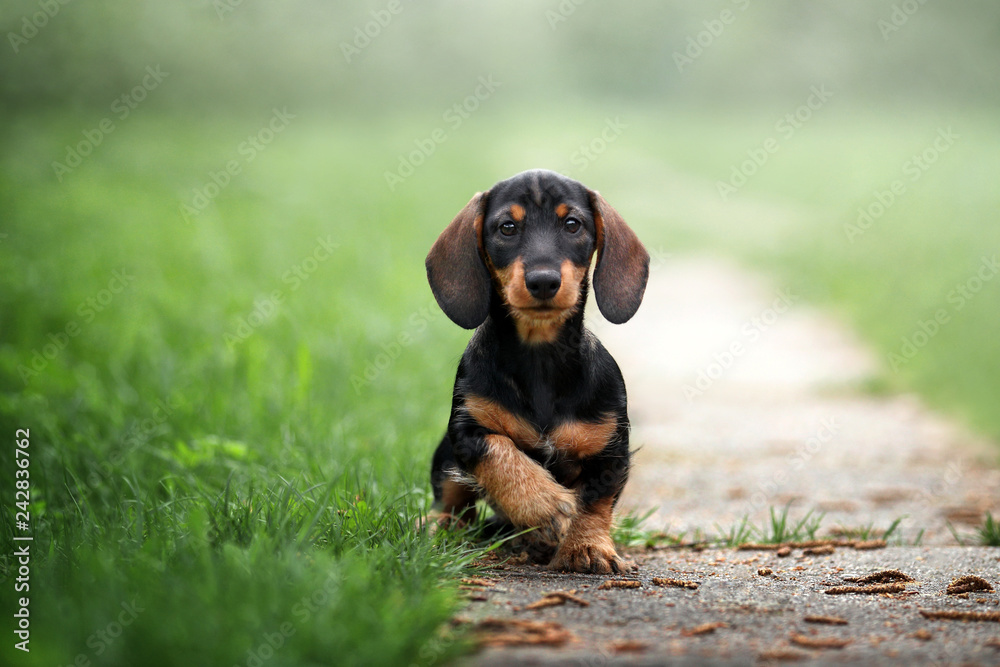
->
(1, 103, 998, 665)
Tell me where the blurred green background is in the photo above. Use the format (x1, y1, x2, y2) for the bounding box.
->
(1, 1, 999, 665)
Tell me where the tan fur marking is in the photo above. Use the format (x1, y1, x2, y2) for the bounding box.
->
(550, 414, 617, 458)
(464, 394, 540, 448)
(549, 497, 622, 573)
(495, 259, 589, 345)
(510, 204, 526, 222)
(474, 434, 578, 530)
(555, 203, 569, 218)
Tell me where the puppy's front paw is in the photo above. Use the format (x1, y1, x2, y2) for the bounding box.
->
(528, 484, 577, 543)
(549, 535, 624, 574)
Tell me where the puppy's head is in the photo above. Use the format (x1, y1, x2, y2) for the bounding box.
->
(426, 170, 649, 343)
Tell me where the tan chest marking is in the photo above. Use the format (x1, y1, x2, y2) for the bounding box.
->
(464, 395, 540, 448)
(465, 394, 616, 459)
(549, 414, 617, 458)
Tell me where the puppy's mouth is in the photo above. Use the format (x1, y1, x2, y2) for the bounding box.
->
(513, 303, 567, 317)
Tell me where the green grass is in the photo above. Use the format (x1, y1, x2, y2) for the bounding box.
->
(951, 512, 1000, 547)
(0, 112, 499, 666)
(611, 507, 699, 549)
(2, 102, 999, 665)
(716, 506, 824, 547)
(977, 512, 1000, 546)
(828, 516, 913, 545)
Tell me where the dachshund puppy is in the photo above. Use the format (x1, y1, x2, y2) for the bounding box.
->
(425, 169, 648, 573)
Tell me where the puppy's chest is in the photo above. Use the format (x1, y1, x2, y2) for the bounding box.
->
(465, 386, 615, 461)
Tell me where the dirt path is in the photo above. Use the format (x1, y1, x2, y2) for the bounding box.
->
(597, 256, 1000, 545)
(457, 257, 1000, 666)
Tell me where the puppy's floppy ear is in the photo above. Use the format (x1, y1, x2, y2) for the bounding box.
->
(588, 190, 649, 324)
(426, 191, 491, 329)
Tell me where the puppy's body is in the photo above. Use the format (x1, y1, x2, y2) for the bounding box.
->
(426, 170, 648, 573)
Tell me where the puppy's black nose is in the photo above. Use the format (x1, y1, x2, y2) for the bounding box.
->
(525, 268, 561, 301)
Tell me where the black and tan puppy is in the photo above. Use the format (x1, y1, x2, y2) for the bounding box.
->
(425, 169, 649, 573)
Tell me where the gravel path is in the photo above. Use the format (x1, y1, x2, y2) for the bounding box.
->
(456, 257, 1000, 666)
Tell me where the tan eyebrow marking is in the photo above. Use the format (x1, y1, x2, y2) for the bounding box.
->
(510, 204, 526, 222)
(555, 203, 569, 218)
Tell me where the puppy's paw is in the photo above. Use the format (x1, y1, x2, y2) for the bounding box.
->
(549, 536, 624, 574)
(496, 474, 578, 537)
(532, 485, 578, 543)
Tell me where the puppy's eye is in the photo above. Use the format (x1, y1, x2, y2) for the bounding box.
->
(500, 221, 517, 236)
(564, 218, 581, 234)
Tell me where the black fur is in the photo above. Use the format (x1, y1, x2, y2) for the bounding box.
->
(426, 169, 646, 556)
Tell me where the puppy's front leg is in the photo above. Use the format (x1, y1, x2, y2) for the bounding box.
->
(453, 429, 577, 541)
(547, 425, 631, 574)
(549, 496, 623, 574)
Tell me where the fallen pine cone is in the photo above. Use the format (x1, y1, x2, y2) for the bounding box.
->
(843, 569, 914, 584)
(804, 615, 848, 625)
(524, 590, 590, 610)
(651, 577, 699, 590)
(461, 578, 497, 587)
(824, 583, 908, 595)
(608, 639, 648, 653)
(919, 609, 1000, 622)
(524, 597, 564, 611)
(475, 617, 575, 647)
(737, 539, 844, 551)
(758, 567, 773, 576)
(790, 634, 850, 649)
(946, 576, 994, 596)
(851, 539, 887, 550)
(597, 579, 641, 590)
(681, 622, 726, 636)
(803, 545, 836, 556)
(757, 649, 810, 662)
